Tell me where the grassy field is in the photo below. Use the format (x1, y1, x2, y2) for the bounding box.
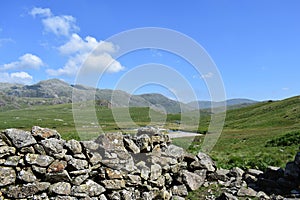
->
(1, 96, 300, 199)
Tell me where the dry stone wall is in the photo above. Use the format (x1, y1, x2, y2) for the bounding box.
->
(0, 126, 215, 200)
(1, 126, 300, 200)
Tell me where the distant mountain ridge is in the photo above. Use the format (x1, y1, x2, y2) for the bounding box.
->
(188, 98, 258, 110)
(0, 79, 259, 113)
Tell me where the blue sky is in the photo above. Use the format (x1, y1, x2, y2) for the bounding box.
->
(0, 1, 299, 102)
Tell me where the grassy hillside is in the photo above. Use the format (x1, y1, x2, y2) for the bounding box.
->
(224, 96, 300, 129)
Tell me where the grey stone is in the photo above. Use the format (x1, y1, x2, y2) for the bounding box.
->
(65, 139, 82, 154)
(46, 170, 71, 182)
(31, 126, 61, 139)
(127, 174, 142, 185)
(3, 128, 37, 148)
(99, 194, 108, 200)
(182, 170, 205, 190)
(172, 185, 188, 196)
(0, 145, 16, 158)
(209, 169, 230, 181)
(20, 146, 35, 153)
(33, 144, 46, 155)
(81, 141, 99, 151)
(0, 166, 16, 186)
(196, 152, 216, 172)
(171, 196, 186, 200)
(4, 182, 50, 198)
(18, 167, 37, 182)
(68, 157, 89, 170)
(229, 167, 244, 177)
(40, 138, 65, 155)
(4, 155, 20, 166)
(87, 151, 102, 166)
(237, 187, 257, 197)
(95, 132, 126, 151)
(124, 137, 140, 154)
(49, 182, 71, 195)
(72, 173, 89, 185)
(101, 179, 125, 189)
(32, 165, 47, 175)
(72, 180, 106, 196)
(247, 168, 263, 177)
(150, 163, 162, 180)
(256, 191, 270, 199)
(25, 153, 54, 167)
(136, 134, 151, 152)
(165, 144, 185, 158)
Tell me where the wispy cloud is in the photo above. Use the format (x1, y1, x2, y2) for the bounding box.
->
(0, 53, 44, 71)
(0, 38, 14, 47)
(282, 87, 289, 91)
(30, 7, 79, 36)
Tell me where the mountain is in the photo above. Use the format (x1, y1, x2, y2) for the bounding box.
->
(0, 79, 261, 113)
(0, 79, 195, 113)
(138, 93, 194, 113)
(188, 98, 258, 110)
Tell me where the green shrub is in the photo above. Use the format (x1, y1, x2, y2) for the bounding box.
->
(265, 130, 300, 147)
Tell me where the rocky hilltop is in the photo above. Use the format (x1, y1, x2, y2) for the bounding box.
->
(0, 127, 300, 199)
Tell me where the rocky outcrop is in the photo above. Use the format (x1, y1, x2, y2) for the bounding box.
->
(0, 126, 216, 199)
(1, 126, 300, 200)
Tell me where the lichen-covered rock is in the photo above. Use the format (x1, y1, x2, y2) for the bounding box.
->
(237, 187, 257, 197)
(32, 126, 61, 140)
(0, 145, 16, 158)
(0, 166, 16, 186)
(65, 139, 82, 154)
(71, 179, 106, 196)
(49, 182, 71, 195)
(150, 164, 162, 180)
(101, 179, 125, 189)
(182, 170, 205, 190)
(4, 155, 20, 166)
(25, 153, 54, 167)
(18, 167, 37, 182)
(165, 144, 185, 158)
(124, 137, 140, 154)
(4, 182, 50, 198)
(196, 152, 216, 172)
(40, 138, 65, 155)
(3, 128, 37, 148)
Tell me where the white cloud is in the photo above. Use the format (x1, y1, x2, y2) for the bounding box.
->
(47, 34, 124, 76)
(59, 33, 117, 55)
(30, 7, 52, 17)
(0, 72, 33, 84)
(282, 87, 289, 91)
(1, 53, 44, 71)
(42, 15, 79, 36)
(30, 7, 79, 36)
